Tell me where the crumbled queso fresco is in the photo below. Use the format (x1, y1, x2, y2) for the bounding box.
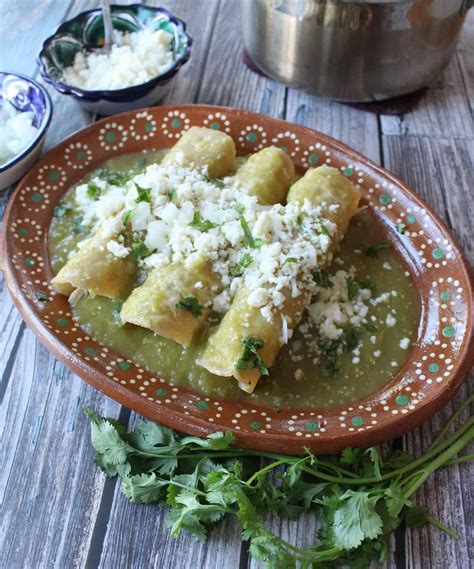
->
(72, 158, 337, 326)
(62, 28, 174, 90)
(0, 103, 38, 165)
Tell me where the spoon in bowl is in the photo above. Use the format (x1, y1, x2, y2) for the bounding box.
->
(101, 0, 114, 54)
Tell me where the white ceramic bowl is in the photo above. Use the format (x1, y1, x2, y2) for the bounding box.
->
(0, 72, 52, 191)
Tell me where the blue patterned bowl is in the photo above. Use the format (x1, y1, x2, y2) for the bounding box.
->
(38, 4, 192, 116)
(0, 72, 52, 191)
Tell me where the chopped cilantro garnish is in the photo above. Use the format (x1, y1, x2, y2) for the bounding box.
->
(397, 223, 406, 234)
(284, 257, 298, 265)
(204, 175, 225, 188)
(189, 212, 218, 232)
(365, 323, 377, 332)
(122, 210, 132, 226)
(87, 182, 101, 200)
(318, 325, 362, 377)
(53, 204, 71, 218)
(94, 168, 132, 186)
(234, 203, 246, 214)
(131, 238, 150, 261)
(175, 296, 202, 318)
(346, 276, 360, 301)
(234, 252, 253, 276)
(357, 277, 375, 292)
(167, 188, 177, 201)
(319, 221, 330, 236)
(313, 269, 333, 288)
(236, 337, 269, 376)
(240, 216, 262, 249)
(135, 183, 152, 203)
(112, 301, 124, 324)
(72, 216, 87, 235)
(365, 242, 391, 257)
(35, 290, 49, 302)
(297, 212, 304, 226)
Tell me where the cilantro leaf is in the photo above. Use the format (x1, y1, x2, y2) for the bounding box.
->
(346, 276, 360, 300)
(189, 212, 218, 232)
(135, 183, 152, 203)
(87, 182, 101, 200)
(122, 210, 132, 226)
(131, 238, 150, 261)
(234, 252, 253, 276)
(236, 337, 269, 376)
(53, 204, 71, 218)
(176, 296, 202, 318)
(365, 242, 391, 257)
(319, 221, 330, 236)
(167, 188, 177, 201)
(35, 290, 49, 302)
(314, 269, 333, 288)
(240, 217, 262, 249)
(204, 175, 225, 188)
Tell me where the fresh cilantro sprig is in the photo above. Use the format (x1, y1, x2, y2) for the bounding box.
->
(235, 337, 269, 376)
(313, 269, 333, 289)
(189, 212, 218, 232)
(87, 182, 101, 200)
(318, 325, 362, 377)
(176, 296, 203, 318)
(234, 253, 253, 276)
(204, 175, 225, 188)
(84, 394, 474, 567)
(131, 237, 150, 261)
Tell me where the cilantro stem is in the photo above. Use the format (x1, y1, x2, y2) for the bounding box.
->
(246, 458, 289, 485)
(445, 453, 474, 466)
(403, 425, 474, 499)
(425, 516, 460, 540)
(429, 394, 474, 450)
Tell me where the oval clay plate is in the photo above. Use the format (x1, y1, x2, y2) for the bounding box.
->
(2, 105, 473, 454)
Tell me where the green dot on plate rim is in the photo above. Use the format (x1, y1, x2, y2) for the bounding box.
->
(84, 347, 95, 356)
(105, 131, 116, 142)
(432, 248, 444, 259)
(250, 421, 261, 430)
(24, 257, 35, 267)
(144, 122, 155, 132)
(343, 166, 353, 176)
(406, 214, 416, 225)
(77, 150, 86, 160)
(156, 388, 167, 397)
(246, 132, 257, 142)
(305, 421, 319, 431)
(118, 361, 131, 370)
(439, 291, 451, 301)
(196, 400, 209, 410)
(380, 193, 391, 205)
(428, 363, 440, 372)
(31, 192, 43, 202)
(18, 228, 28, 237)
(210, 121, 220, 130)
(442, 326, 455, 338)
(308, 154, 318, 165)
(395, 395, 410, 406)
(56, 318, 68, 327)
(352, 416, 364, 427)
(47, 170, 60, 181)
(171, 118, 181, 128)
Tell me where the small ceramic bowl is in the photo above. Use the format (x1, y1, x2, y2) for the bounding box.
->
(0, 72, 52, 191)
(38, 4, 192, 116)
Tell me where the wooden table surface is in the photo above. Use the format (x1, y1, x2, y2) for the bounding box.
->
(1, 1, 473, 567)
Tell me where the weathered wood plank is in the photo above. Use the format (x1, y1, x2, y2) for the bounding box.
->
(197, 0, 286, 117)
(0, 327, 122, 568)
(380, 11, 474, 140)
(286, 92, 381, 164)
(0, 0, 70, 75)
(383, 133, 473, 569)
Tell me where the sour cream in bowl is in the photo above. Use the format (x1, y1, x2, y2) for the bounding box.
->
(0, 72, 52, 191)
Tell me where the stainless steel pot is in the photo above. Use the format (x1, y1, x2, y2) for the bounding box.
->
(240, 0, 472, 101)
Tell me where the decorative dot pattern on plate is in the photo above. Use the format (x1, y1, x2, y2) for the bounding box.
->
(2, 105, 472, 454)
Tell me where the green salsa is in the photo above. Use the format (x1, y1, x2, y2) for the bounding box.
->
(49, 151, 421, 409)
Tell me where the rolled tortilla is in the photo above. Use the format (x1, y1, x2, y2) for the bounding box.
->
(120, 147, 295, 346)
(199, 166, 361, 393)
(52, 127, 236, 300)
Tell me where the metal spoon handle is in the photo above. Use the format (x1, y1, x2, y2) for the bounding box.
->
(101, 0, 114, 51)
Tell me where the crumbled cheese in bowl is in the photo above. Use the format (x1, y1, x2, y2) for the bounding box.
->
(62, 28, 175, 91)
(0, 103, 38, 165)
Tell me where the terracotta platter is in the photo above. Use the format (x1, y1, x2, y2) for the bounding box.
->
(2, 105, 473, 454)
